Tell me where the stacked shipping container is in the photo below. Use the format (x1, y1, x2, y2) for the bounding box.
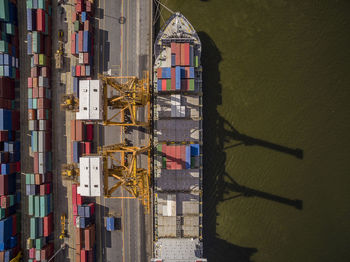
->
(0, 0, 21, 260)
(71, 120, 94, 163)
(26, 0, 54, 260)
(72, 184, 96, 261)
(71, 0, 94, 97)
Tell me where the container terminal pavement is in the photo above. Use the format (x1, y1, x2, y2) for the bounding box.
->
(0, 0, 208, 262)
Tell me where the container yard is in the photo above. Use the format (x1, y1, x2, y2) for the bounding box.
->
(1, 0, 206, 261)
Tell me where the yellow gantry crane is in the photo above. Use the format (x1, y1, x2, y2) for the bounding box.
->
(98, 72, 151, 126)
(98, 142, 151, 212)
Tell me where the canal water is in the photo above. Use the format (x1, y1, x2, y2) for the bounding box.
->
(158, 1, 350, 261)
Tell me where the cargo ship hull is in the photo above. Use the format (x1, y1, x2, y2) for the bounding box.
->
(152, 12, 206, 262)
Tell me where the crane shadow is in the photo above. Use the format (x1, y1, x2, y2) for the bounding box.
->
(199, 30, 303, 262)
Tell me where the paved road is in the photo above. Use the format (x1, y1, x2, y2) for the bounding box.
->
(94, 1, 152, 262)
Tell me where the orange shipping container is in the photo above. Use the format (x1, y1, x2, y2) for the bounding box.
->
(71, 120, 76, 140)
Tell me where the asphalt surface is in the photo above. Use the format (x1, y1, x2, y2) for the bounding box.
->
(94, 1, 153, 262)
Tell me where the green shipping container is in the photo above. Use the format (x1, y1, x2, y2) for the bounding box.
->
(166, 79, 171, 91)
(26, 173, 31, 185)
(30, 173, 35, 184)
(39, 54, 46, 66)
(195, 56, 199, 67)
(32, 31, 40, 54)
(74, 21, 80, 32)
(26, 0, 33, 9)
(191, 156, 195, 169)
(40, 196, 48, 217)
(0, 66, 4, 76)
(49, 5, 52, 16)
(9, 195, 14, 206)
(11, 66, 15, 79)
(32, 98, 37, 109)
(28, 88, 33, 99)
(0, 208, 5, 219)
(45, 13, 48, 35)
(6, 23, 14, 35)
(0, 40, 8, 53)
(0, 0, 9, 21)
(189, 79, 195, 91)
(38, 0, 45, 9)
(28, 195, 34, 215)
(30, 217, 38, 239)
(35, 237, 45, 249)
(34, 196, 40, 217)
(11, 100, 15, 110)
(32, 131, 38, 153)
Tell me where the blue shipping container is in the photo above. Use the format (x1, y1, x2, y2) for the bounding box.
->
(171, 54, 175, 67)
(175, 66, 181, 90)
(73, 77, 79, 96)
(190, 144, 200, 156)
(185, 145, 191, 169)
(75, 33, 79, 54)
(0, 54, 3, 65)
(157, 79, 162, 91)
(106, 217, 115, 231)
(83, 31, 89, 52)
(0, 216, 13, 244)
(162, 68, 171, 79)
(81, 12, 87, 22)
(73, 141, 80, 163)
(27, 33, 32, 55)
(27, 8, 32, 31)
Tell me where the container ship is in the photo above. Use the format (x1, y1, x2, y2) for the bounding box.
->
(152, 13, 206, 262)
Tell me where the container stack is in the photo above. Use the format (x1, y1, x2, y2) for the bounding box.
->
(0, 0, 21, 260)
(158, 144, 200, 170)
(157, 42, 197, 92)
(26, 0, 54, 260)
(71, 120, 94, 163)
(72, 184, 96, 261)
(71, 0, 94, 97)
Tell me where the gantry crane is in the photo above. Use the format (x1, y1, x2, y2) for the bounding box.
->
(98, 72, 151, 126)
(98, 142, 151, 212)
(61, 163, 79, 181)
(60, 94, 79, 111)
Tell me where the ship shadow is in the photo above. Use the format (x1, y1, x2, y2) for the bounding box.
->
(200, 31, 303, 261)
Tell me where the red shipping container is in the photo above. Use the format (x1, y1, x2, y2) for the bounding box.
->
(28, 77, 33, 88)
(32, 77, 38, 88)
(161, 79, 167, 91)
(37, 98, 51, 109)
(44, 213, 53, 236)
(71, 32, 76, 55)
(171, 42, 176, 54)
(28, 109, 36, 120)
(31, 67, 39, 78)
(73, 215, 77, 226)
(81, 65, 85, 76)
(72, 184, 78, 205)
(76, 120, 85, 141)
(29, 248, 35, 259)
(38, 87, 46, 98)
(180, 43, 185, 66)
(73, 204, 78, 216)
(37, 9, 45, 32)
(76, 228, 83, 245)
(184, 43, 190, 65)
(71, 120, 77, 141)
(0, 131, 8, 141)
(15, 161, 20, 172)
(77, 194, 83, 205)
(157, 68, 162, 79)
(76, 65, 81, 76)
(86, 1, 92, 13)
(86, 124, 93, 141)
(34, 153, 39, 173)
(171, 68, 176, 90)
(88, 250, 94, 262)
(85, 142, 91, 154)
(78, 31, 84, 52)
(80, 141, 85, 155)
(76, 2, 83, 13)
(41, 67, 49, 77)
(83, 52, 89, 64)
(81, 249, 87, 262)
(175, 43, 181, 65)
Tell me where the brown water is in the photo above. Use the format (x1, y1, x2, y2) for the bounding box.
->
(158, 1, 350, 261)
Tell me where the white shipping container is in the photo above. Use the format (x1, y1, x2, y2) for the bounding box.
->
(79, 53, 84, 64)
(38, 131, 44, 152)
(28, 120, 38, 131)
(39, 120, 47, 131)
(90, 156, 102, 196)
(78, 157, 91, 196)
(38, 152, 46, 175)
